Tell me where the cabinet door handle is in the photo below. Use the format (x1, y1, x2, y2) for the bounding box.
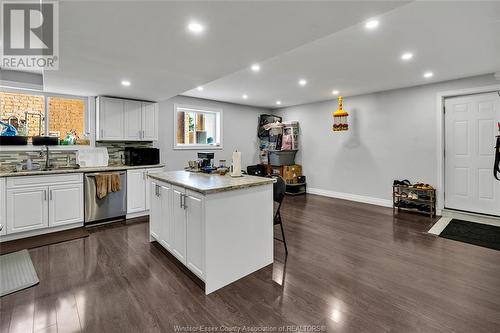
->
(180, 193, 183, 208)
(183, 194, 188, 210)
(100, 128, 104, 138)
(43, 190, 47, 201)
(49, 190, 53, 201)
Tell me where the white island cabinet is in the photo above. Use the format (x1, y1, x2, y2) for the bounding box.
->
(0, 178, 6, 236)
(148, 171, 275, 294)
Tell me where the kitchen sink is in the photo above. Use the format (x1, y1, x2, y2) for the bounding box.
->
(13, 165, 81, 173)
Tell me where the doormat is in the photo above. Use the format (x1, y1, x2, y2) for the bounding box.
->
(439, 219, 500, 251)
(0, 250, 39, 297)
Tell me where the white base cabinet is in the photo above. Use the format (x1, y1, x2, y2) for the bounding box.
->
(7, 186, 48, 234)
(4, 174, 84, 237)
(49, 183, 84, 227)
(127, 167, 164, 216)
(149, 177, 273, 294)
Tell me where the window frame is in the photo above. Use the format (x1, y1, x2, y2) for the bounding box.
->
(173, 103, 223, 150)
(0, 87, 90, 145)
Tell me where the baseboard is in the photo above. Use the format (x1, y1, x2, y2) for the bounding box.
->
(307, 188, 393, 208)
(126, 210, 149, 219)
(0, 222, 83, 242)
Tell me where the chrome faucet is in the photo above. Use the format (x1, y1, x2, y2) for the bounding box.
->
(40, 145, 51, 170)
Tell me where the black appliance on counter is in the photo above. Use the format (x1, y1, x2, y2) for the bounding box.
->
(198, 152, 216, 173)
(124, 147, 160, 166)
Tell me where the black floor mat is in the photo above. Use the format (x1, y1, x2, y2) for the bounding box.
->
(440, 219, 500, 251)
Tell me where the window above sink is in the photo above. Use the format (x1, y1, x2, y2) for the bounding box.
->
(0, 89, 90, 146)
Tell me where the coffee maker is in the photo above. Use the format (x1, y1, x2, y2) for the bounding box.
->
(198, 152, 215, 173)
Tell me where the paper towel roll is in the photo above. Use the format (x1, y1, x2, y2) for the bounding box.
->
(231, 151, 242, 177)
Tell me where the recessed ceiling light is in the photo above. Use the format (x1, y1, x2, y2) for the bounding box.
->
(242, 94, 248, 99)
(187, 21, 205, 34)
(332, 90, 339, 95)
(196, 86, 204, 91)
(298, 79, 307, 86)
(251, 64, 260, 72)
(423, 71, 434, 78)
(121, 80, 131, 87)
(365, 19, 379, 30)
(276, 100, 282, 105)
(401, 52, 413, 61)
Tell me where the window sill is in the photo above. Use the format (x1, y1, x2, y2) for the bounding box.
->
(173, 145, 223, 151)
(0, 145, 91, 152)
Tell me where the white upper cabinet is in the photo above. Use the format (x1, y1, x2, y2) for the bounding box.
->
(98, 97, 125, 140)
(142, 102, 159, 141)
(124, 100, 143, 140)
(97, 97, 159, 141)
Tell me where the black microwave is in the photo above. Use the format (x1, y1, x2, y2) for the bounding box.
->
(124, 147, 160, 166)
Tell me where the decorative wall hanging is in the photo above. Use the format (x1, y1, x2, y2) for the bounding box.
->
(332, 96, 349, 132)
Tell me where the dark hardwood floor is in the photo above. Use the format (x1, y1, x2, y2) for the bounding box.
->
(1, 194, 499, 333)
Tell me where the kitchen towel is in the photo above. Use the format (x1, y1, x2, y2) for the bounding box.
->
(95, 173, 121, 199)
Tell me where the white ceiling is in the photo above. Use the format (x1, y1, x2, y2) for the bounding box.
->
(42, 0, 408, 101)
(184, 1, 500, 108)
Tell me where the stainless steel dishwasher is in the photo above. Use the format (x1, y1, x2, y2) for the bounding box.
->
(84, 172, 127, 225)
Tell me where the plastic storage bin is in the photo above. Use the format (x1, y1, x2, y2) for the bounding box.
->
(268, 150, 297, 166)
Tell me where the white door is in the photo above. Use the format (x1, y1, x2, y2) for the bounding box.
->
(172, 186, 187, 264)
(124, 100, 142, 140)
(445, 92, 500, 216)
(158, 183, 173, 250)
(0, 178, 6, 236)
(149, 181, 161, 241)
(185, 190, 204, 279)
(127, 169, 146, 214)
(99, 97, 124, 140)
(49, 183, 84, 226)
(6, 186, 48, 233)
(141, 102, 159, 141)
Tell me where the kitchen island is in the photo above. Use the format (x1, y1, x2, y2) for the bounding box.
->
(148, 171, 275, 294)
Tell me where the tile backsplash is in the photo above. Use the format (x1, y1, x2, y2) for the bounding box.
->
(0, 150, 77, 169)
(0, 142, 153, 169)
(96, 141, 153, 164)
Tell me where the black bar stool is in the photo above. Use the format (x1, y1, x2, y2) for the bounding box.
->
(273, 175, 288, 255)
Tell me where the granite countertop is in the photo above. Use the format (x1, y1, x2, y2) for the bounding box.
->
(0, 164, 165, 177)
(148, 170, 276, 195)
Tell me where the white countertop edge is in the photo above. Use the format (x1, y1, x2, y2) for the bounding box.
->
(148, 171, 275, 195)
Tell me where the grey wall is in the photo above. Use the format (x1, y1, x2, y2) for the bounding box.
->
(156, 95, 269, 171)
(274, 74, 499, 203)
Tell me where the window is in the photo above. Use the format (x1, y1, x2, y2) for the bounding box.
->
(0, 90, 88, 145)
(174, 104, 222, 149)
